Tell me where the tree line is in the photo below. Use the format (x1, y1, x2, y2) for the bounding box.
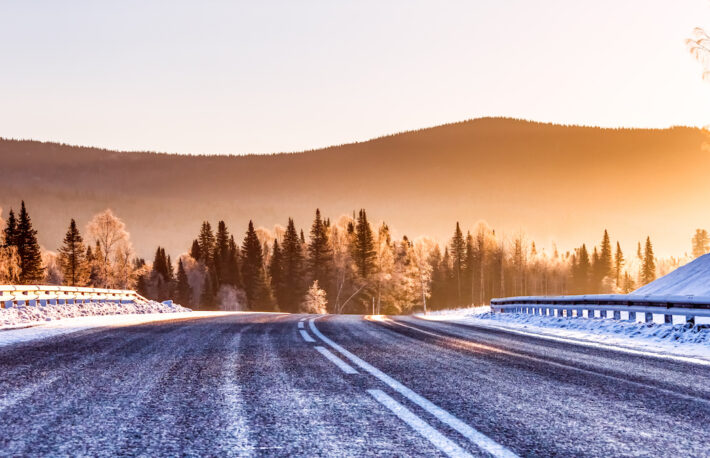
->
(0, 201, 696, 313)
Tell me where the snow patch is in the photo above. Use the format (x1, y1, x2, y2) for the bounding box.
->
(635, 252, 710, 296)
(419, 309, 710, 363)
(0, 299, 190, 329)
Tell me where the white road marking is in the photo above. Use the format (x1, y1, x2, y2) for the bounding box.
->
(314, 346, 359, 374)
(368, 389, 472, 458)
(298, 322, 304, 329)
(300, 329, 315, 342)
(309, 318, 518, 458)
(299, 317, 306, 322)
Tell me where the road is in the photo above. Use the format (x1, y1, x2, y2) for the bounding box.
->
(1, 313, 709, 456)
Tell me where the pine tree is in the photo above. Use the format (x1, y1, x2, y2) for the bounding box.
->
(241, 221, 272, 310)
(614, 242, 625, 288)
(3, 209, 18, 248)
(641, 236, 656, 285)
(450, 222, 465, 305)
(214, 220, 231, 286)
(352, 209, 376, 279)
(269, 239, 286, 309)
(226, 235, 242, 287)
(197, 221, 215, 264)
(281, 218, 305, 313)
(573, 244, 591, 293)
(598, 230, 613, 280)
(307, 209, 333, 291)
(464, 231, 475, 306)
(16, 202, 44, 284)
(58, 219, 89, 286)
(190, 239, 201, 260)
(175, 258, 193, 307)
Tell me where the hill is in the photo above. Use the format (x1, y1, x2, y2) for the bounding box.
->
(1, 118, 707, 258)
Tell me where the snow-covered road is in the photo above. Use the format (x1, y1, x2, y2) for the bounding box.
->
(1, 313, 709, 456)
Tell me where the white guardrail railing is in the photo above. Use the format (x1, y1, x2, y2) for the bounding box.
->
(491, 294, 710, 325)
(0, 285, 149, 308)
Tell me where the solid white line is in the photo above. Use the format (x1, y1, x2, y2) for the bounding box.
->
(309, 319, 517, 458)
(367, 389, 472, 458)
(315, 346, 359, 374)
(300, 329, 315, 342)
(299, 317, 306, 322)
(298, 321, 304, 329)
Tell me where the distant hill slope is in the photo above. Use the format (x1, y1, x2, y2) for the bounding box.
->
(1, 118, 707, 258)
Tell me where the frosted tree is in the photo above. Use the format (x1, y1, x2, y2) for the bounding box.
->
(692, 229, 710, 259)
(301, 280, 327, 314)
(86, 209, 134, 288)
(373, 223, 395, 314)
(410, 237, 435, 313)
(0, 245, 21, 284)
(43, 251, 63, 285)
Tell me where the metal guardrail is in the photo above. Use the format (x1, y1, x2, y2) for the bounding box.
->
(490, 294, 710, 325)
(0, 285, 148, 308)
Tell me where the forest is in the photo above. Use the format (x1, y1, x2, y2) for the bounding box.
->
(1, 201, 705, 314)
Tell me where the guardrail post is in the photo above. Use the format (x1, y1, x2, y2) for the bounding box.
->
(626, 311, 635, 321)
(645, 312, 653, 323)
(664, 314, 673, 324)
(686, 315, 695, 326)
(613, 310, 621, 320)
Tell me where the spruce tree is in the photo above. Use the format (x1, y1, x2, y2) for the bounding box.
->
(58, 219, 89, 286)
(16, 201, 44, 284)
(175, 258, 193, 307)
(307, 209, 333, 292)
(269, 239, 286, 309)
(227, 235, 242, 287)
(3, 209, 18, 248)
(641, 236, 656, 285)
(573, 244, 591, 293)
(241, 221, 272, 310)
(190, 239, 201, 260)
(450, 222, 465, 306)
(197, 221, 215, 264)
(214, 221, 231, 286)
(352, 209, 376, 279)
(614, 242, 625, 288)
(598, 230, 613, 280)
(464, 231, 475, 306)
(281, 218, 305, 313)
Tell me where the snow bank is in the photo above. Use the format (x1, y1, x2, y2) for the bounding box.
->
(634, 252, 710, 296)
(0, 311, 239, 348)
(0, 299, 190, 329)
(420, 308, 710, 363)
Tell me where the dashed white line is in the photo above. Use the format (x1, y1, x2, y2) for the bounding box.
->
(300, 329, 315, 342)
(309, 318, 518, 458)
(368, 389, 472, 458)
(298, 321, 304, 329)
(314, 346, 358, 374)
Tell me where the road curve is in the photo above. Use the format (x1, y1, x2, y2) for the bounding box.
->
(0, 313, 708, 456)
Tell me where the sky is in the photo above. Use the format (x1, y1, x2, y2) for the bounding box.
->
(1, 0, 710, 155)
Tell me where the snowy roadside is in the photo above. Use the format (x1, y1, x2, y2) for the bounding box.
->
(0, 310, 243, 348)
(417, 307, 710, 364)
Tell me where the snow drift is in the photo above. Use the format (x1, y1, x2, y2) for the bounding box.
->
(0, 299, 190, 329)
(634, 253, 710, 296)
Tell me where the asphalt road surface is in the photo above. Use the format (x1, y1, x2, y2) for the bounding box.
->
(1, 312, 709, 456)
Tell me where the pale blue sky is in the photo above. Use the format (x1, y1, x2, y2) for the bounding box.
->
(1, 0, 709, 155)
